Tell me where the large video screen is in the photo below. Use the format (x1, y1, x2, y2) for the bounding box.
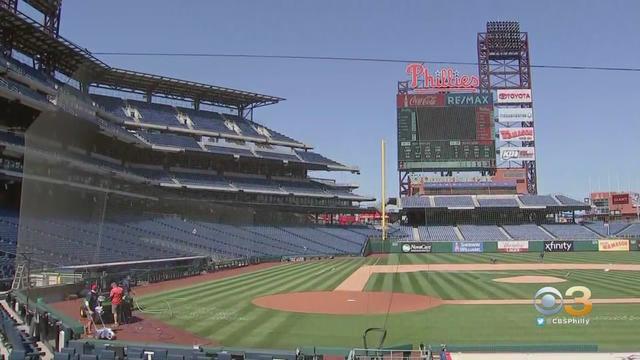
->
(397, 93, 496, 171)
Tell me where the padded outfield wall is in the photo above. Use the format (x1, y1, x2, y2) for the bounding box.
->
(365, 238, 638, 254)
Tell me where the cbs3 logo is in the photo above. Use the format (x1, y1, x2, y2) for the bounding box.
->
(534, 286, 592, 317)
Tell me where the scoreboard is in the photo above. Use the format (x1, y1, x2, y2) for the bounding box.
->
(397, 93, 496, 171)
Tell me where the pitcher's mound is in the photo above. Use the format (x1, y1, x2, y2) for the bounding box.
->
(493, 275, 566, 284)
(253, 291, 442, 315)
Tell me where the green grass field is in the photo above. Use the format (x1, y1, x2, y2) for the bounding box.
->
(139, 252, 640, 351)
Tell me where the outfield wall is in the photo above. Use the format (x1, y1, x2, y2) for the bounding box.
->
(366, 238, 638, 254)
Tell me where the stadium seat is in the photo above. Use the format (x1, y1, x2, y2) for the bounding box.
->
(54, 353, 72, 360)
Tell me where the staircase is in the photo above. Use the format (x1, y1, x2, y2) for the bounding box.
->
(11, 263, 25, 291)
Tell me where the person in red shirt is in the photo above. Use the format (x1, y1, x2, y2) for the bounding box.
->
(109, 282, 124, 327)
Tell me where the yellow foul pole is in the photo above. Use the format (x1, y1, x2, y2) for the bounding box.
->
(381, 139, 386, 241)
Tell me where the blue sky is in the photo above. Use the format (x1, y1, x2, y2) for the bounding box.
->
(46, 0, 640, 200)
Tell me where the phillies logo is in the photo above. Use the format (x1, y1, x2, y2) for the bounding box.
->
(406, 63, 479, 91)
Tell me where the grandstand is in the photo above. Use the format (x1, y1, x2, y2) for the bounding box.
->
(0, 3, 377, 290)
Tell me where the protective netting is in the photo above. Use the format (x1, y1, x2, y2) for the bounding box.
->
(14, 76, 391, 348)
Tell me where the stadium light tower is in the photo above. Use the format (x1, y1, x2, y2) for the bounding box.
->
(478, 21, 537, 194)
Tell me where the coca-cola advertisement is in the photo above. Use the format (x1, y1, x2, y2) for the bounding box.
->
(397, 94, 445, 108)
(498, 127, 535, 141)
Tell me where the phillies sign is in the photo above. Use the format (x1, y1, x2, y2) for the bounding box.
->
(406, 63, 480, 92)
(500, 147, 535, 161)
(499, 127, 534, 141)
(496, 89, 532, 104)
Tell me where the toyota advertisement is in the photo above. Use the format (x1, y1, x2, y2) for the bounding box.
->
(495, 89, 533, 104)
(499, 147, 536, 161)
(498, 127, 535, 141)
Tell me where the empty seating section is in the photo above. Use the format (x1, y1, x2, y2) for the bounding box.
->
(503, 224, 553, 240)
(280, 180, 328, 195)
(417, 226, 429, 241)
(458, 225, 508, 241)
(434, 196, 474, 208)
(555, 195, 586, 206)
(618, 223, 640, 237)
(255, 150, 301, 162)
(519, 195, 558, 206)
(425, 226, 458, 241)
(0, 210, 17, 280)
(282, 227, 361, 254)
(91, 95, 127, 120)
(584, 221, 631, 236)
(401, 196, 430, 208)
(0, 130, 25, 146)
(1, 77, 48, 102)
(543, 224, 600, 239)
(477, 197, 518, 207)
(139, 132, 200, 150)
(3, 56, 54, 87)
(172, 172, 232, 189)
(203, 145, 255, 157)
(397, 225, 415, 240)
(3, 212, 370, 266)
(228, 176, 283, 193)
(295, 150, 343, 166)
(127, 100, 183, 127)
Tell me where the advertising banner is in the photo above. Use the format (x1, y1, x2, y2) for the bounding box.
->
(612, 194, 630, 205)
(453, 242, 484, 253)
(397, 94, 445, 108)
(499, 127, 535, 141)
(499, 147, 536, 161)
(445, 93, 492, 106)
(400, 242, 432, 253)
(497, 240, 529, 253)
(496, 108, 533, 123)
(496, 89, 532, 104)
(544, 240, 574, 252)
(598, 239, 630, 252)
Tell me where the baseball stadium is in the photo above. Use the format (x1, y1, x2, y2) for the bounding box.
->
(0, 2, 639, 360)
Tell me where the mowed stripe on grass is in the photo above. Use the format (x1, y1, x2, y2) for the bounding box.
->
(139, 258, 373, 345)
(364, 269, 640, 299)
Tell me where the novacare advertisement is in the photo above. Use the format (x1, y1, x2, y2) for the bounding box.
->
(453, 242, 483, 253)
(400, 242, 432, 253)
(497, 240, 529, 253)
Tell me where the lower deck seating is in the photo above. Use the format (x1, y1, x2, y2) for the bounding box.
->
(6, 213, 370, 266)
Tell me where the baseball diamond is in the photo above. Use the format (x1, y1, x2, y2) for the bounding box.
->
(136, 252, 640, 351)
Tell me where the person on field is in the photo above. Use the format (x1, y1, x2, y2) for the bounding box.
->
(109, 282, 124, 327)
(539, 251, 545, 262)
(84, 284, 99, 335)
